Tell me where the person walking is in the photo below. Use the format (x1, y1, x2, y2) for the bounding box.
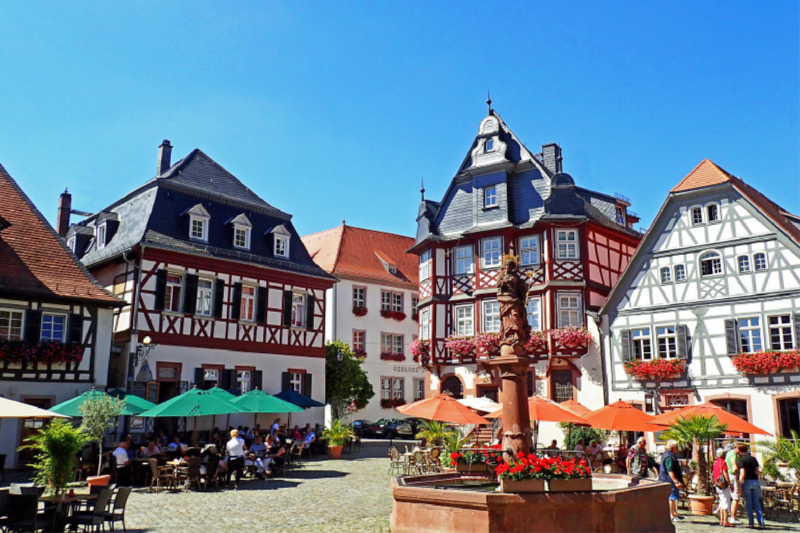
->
(725, 442, 741, 524)
(736, 444, 765, 528)
(659, 440, 684, 522)
(626, 437, 649, 478)
(226, 429, 247, 490)
(713, 448, 734, 527)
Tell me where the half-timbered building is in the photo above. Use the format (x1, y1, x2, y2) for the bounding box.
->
(408, 107, 641, 442)
(63, 141, 335, 431)
(601, 159, 800, 440)
(0, 163, 122, 466)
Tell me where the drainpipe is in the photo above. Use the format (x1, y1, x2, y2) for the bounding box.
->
(592, 314, 610, 406)
(331, 280, 338, 342)
(123, 246, 145, 392)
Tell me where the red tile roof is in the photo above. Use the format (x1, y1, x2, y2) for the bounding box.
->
(0, 164, 122, 305)
(302, 225, 418, 286)
(671, 159, 734, 192)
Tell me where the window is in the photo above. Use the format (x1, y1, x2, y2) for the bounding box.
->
(739, 317, 762, 353)
(290, 372, 304, 393)
(484, 186, 497, 208)
(240, 286, 256, 321)
(393, 293, 403, 313)
(556, 230, 579, 260)
(411, 296, 419, 316)
(165, 274, 183, 313)
(768, 315, 794, 350)
(203, 368, 219, 389)
(441, 376, 463, 399)
(190, 217, 206, 241)
(394, 335, 403, 354)
(419, 250, 431, 280)
(660, 267, 672, 284)
(96, 224, 106, 249)
(691, 207, 703, 225)
(292, 294, 306, 328)
(778, 398, 800, 438)
(381, 333, 404, 354)
(699, 251, 722, 277)
(66, 237, 76, 252)
(454, 246, 474, 275)
(234, 227, 250, 249)
(381, 378, 392, 401)
(738, 256, 751, 273)
(616, 207, 626, 225)
(520, 236, 539, 265)
(455, 305, 474, 336)
(707, 204, 720, 222)
(632, 328, 652, 360)
(381, 377, 404, 402)
(481, 237, 501, 268)
(754, 253, 767, 271)
(381, 290, 402, 312)
(526, 298, 541, 331)
(674, 264, 686, 282)
(657, 326, 677, 359)
(237, 370, 251, 394)
(353, 287, 365, 308)
(0, 310, 23, 340)
(551, 370, 574, 403)
(485, 138, 494, 152)
(414, 379, 425, 401)
(196, 279, 213, 316)
(353, 330, 365, 352)
(393, 378, 404, 401)
(420, 309, 430, 339)
(557, 294, 581, 327)
(274, 236, 289, 258)
(483, 300, 500, 333)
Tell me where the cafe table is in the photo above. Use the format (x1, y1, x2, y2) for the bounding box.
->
(40, 492, 98, 532)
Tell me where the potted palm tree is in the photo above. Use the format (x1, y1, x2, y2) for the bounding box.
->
(758, 429, 800, 482)
(662, 414, 727, 516)
(18, 418, 88, 497)
(322, 419, 354, 460)
(415, 420, 450, 446)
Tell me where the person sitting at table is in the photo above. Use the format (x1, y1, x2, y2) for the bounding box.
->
(226, 429, 246, 490)
(143, 440, 162, 457)
(574, 439, 586, 454)
(113, 441, 132, 485)
(265, 440, 287, 476)
(271, 418, 281, 434)
(291, 425, 302, 441)
(545, 440, 560, 458)
(304, 429, 316, 448)
(247, 435, 269, 479)
(303, 422, 312, 435)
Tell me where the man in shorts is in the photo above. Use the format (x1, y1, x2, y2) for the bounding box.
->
(659, 440, 685, 522)
(725, 442, 740, 524)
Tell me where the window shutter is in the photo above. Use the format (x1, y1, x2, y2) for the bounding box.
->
(303, 373, 313, 399)
(154, 269, 167, 311)
(256, 287, 267, 324)
(230, 283, 242, 321)
(305, 294, 315, 329)
(725, 319, 739, 356)
(253, 370, 263, 391)
(793, 314, 800, 350)
(194, 368, 205, 389)
(282, 290, 293, 327)
(184, 275, 199, 314)
(266, 232, 275, 256)
(677, 325, 689, 361)
(281, 372, 291, 392)
(221, 369, 234, 391)
(25, 309, 42, 342)
(620, 329, 632, 362)
(213, 279, 225, 319)
(68, 313, 84, 345)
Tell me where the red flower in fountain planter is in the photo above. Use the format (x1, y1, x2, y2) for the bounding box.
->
(731, 350, 800, 375)
(624, 358, 686, 381)
(551, 326, 592, 350)
(352, 306, 368, 317)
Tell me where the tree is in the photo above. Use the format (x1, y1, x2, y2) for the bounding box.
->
(325, 340, 374, 420)
(18, 418, 88, 496)
(758, 430, 800, 483)
(662, 414, 727, 496)
(416, 420, 453, 446)
(557, 422, 608, 450)
(79, 394, 126, 475)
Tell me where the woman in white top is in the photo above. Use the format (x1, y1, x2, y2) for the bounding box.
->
(226, 429, 246, 489)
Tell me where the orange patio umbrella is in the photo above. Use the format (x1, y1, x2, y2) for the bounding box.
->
(584, 400, 658, 433)
(399, 394, 490, 425)
(647, 403, 771, 436)
(559, 399, 593, 418)
(487, 395, 588, 448)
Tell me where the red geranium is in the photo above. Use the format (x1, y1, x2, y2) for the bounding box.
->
(624, 358, 686, 381)
(731, 350, 800, 375)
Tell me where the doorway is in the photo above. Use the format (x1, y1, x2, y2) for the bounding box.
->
(17, 398, 53, 465)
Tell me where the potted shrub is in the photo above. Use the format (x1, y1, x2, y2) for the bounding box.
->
(18, 418, 88, 496)
(416, 420, 451, 447)
(79, 393, 125, 484)
(757, 429, 800, 482)
(322, 419, 354, 460)
(662, 414, 728, 516)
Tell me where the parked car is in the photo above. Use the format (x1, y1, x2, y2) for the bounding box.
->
(376, 418, 403, 439)
(359, 420, 385, 438)
(397, 417, 425, 439)
(349, 419, 369, 437)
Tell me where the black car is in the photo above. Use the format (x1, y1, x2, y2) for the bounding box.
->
(359, 420, 385, 438)
(397, 417, 425, 439)
(349, 419, 369, 437)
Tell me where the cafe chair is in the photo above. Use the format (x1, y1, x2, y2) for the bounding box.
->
(148, 459, 174, 493)
(0, 488, 10, 532)
(68, 488, 112, 532)
(202, 455, 221, 491)
(103, 487, 131, 533)
(6, 493, 46, 533)
(0, 454, 6, 482)
(183, 457, 203, 491)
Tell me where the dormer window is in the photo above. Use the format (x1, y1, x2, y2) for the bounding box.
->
(485, 138, 494, 152)
(191, 218, 206, 240)
(484, 186, 497, 208)
(186, 203, 211, 242)
(66, 236, 76, 253)
(228, 213, 252, 250)
(96, 223, 107, 249)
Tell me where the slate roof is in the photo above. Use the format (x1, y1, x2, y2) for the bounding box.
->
(302, 225, 418, 287)
(0, 163, 122, 305)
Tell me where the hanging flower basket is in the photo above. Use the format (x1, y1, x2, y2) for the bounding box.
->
(409, 339, 430, 364)
(352, 349, 367, 360)
(731, 350, 800, 375)
(0, 340, 84, 366)
(473, 332, 501, 357)
(352, 306, 368, 317)
(444, 335, 475, 357)
(551, 326, 592, 350)
(380, 309, 407, 321)
(524, 330, 548, 356)
(624, 358, 686, 381)
(380, 352, 406, 362)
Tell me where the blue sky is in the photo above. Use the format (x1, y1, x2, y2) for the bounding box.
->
(0, 1, 797, 238)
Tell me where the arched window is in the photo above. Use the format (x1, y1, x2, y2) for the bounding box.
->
(441, 376, 464, 399)
(485, 138, 494, 152)
(699, 251, 723, 277)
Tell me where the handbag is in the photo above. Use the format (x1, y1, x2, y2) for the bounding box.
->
(715, 463, 729, 490)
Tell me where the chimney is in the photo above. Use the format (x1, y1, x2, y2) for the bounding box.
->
(541, 143, 562, 174)
(56, 189, 71, 237)
(157, 139, 173, 176)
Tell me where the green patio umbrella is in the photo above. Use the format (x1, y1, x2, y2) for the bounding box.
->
(107, 388, 157, 415)
(206, 386, 240, 432)
(50, 387, 149, 417)
(231, 388, 303, 428)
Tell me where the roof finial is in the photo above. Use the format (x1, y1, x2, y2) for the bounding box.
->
(486, 89, 492, 114)
(420, 177, 425, 201)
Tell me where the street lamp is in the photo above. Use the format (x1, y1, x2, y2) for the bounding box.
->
(337, 350, 343, 362)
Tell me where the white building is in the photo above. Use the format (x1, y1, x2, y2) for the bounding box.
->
(601, 159, 800, 441)
(303, 224, 424, 424)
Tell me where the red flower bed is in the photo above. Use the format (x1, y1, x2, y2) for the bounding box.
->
(494, 452, 592, 481)
(380, 352, 406, 362)
(0, 340, 84, 366)
(551, 326, 592, 349)
(380, 309, 406, 321)
(474, 332, 501, 356)
(380, 398, 406, 408)
(624, 358, 685, 381)
(444, 335, 475, 357)
(525, 330, 548, 355)
(731, 350, 800, 374)
(352, 349, 367, 360)
(352, 306, 368, 317)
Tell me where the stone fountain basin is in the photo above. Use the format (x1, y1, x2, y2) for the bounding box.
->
(391, 472, 675, 533)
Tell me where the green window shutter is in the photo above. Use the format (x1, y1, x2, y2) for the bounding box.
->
(213, 279, 225, 319)
(184, 275, 199, 314)
(256, 287, 267, 324)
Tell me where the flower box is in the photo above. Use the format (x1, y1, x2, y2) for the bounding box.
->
(456, 462, 489, 473)
(551, 327, 592, 350)
(0, 340, 84, 366)
(352, 306, 368, 317)
(444, 335, 476, 358)
(548, 478, 593, 492)
(380, 309, 406, 321)
(624, 359, 686, 381)
(525, 331, 548, 356)
(412, 313, 419, 322)
(781, 367, 799, 374)
(500, 478, 545, 493)
(380, 398, 406, 409)
(474, 332, 501, 358)
(352, 349, 367, 360)
(380, 352, 406, 362)
(731, 350, 800, 375)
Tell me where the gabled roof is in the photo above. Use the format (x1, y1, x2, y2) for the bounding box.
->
(671, 159, 735, 192)
(302, 224, 418, 286)
(0, 163, 122, 305)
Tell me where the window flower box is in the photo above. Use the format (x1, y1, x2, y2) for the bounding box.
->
(352, 306, 368, 317)
(449, 449, 498, 470)
(0, 340, 84, 366)
(474, 332, 501, 357)
(444, 335, 475, 358)
(731, 350, 800, 375)
(380, 398, 405, 409)
(524, 330, 548, 356)
(380, 352, 406, 362)
(624, 359, 685, 381)
(380, 309, 406, 321)
(353, 349, 367, 360)
(551, 326, 592, 350)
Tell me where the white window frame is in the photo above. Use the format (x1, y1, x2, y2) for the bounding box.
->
(454, 304, 474, 336)
(706, 203, 720, 223)
(556, 293, 581, 328)
(519, 236, 540, 266)
(274, 236, 289, 258)
(526, 297, 541, 331)
(381, 290, 403, 312)
(393, 334, 404, 354)
(615, 206, 626, 225)
(754, 253, 768, 271)
(691, 207, 703, 226)
(454, 245, 474, 275)
(233, 226, 251, 250)
(556, 229, 579, 260)
(291, 292, 306, 328)
(190, 216, 208, 242)
(66, 236, 76, 252)
(699, 251, 723, 277)
(660, 266, 672, 284)
(203, 368, 220, 386)
(480, 237, 502, 269)
(240, 285, 256, 322)
(352, 330, 365, 352)
(237, 370, 251, 394)
(290, 372, 304, 393)
(165, 273, 183, 313)
(632, 328, 653, 360)
(0, 309, 24, 341)
(419, 250, 431, 281)
(768, 315, 794, 351)
(392, 293, 403, 313)
(420, 309, 430, 339)
(656, 326, 677, 359)
(674, 264, 687, 283)
(413, 378, 425, 401)
(484, 186, 497, 208)
(411, 296, 419, 316)
(738, 255, 751, 273)
(196, 279, 214, 317)
(352, 286, 366, 308)
(40, 313, 67, 343)
(738, 317, 763, 354)
(482, 300, 501, 333)
(96, 223, 107, 250)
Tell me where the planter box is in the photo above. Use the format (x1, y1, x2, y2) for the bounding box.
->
(500, 478, 545, 493)
(456, 462, 489, 473)
(87, 475, 110, 487)
(548, 478, 593, 492)
(780, 367, 799, 374)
